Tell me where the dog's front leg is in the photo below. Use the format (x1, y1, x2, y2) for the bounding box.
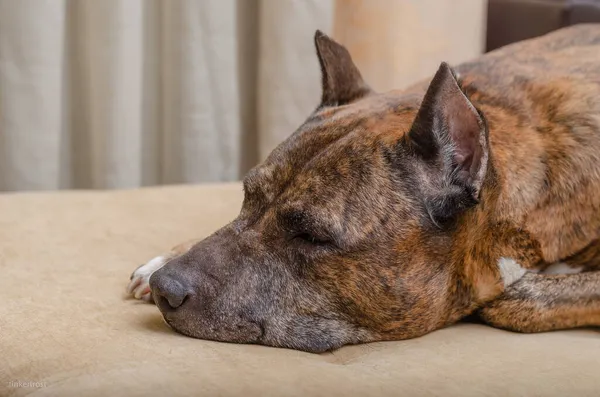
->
(479, 272, 600, 332)
(126, 239, 201, 302)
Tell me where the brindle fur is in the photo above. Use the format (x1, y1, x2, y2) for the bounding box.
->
(146, 25, 600, 352)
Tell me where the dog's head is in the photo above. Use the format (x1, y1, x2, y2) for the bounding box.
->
(150, 31, 492, 352)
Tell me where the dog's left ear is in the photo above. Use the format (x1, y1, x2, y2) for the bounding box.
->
(314, 30, 371, 107)
(406, 62, 489, 225)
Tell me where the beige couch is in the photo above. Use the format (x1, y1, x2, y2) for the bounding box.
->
(2, 183, 599, 396)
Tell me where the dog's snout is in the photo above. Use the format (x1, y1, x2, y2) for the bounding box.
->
(150, 271, 191, 311)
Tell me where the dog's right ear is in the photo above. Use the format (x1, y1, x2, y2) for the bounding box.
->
(405, 62, 489, 226)
(314, 30, 371, 107)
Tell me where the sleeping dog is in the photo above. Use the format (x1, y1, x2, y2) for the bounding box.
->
(127, 25, 600, 353)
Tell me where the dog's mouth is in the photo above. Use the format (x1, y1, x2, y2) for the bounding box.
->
(157, 303, 267, 346)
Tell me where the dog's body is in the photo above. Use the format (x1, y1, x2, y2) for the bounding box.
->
(127, 25, 600, 352)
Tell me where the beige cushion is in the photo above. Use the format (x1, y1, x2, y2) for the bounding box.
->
(2, 183, 599, 396)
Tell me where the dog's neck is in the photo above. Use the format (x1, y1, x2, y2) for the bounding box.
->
(440, 157, 545, 323)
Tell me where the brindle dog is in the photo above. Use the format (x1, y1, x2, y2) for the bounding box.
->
(127, 25, 600, 353)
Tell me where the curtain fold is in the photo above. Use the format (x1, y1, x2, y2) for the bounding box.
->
(258, 0, 334, 159)
(0, 0, 67, 190)
(0, 0, 486, 192)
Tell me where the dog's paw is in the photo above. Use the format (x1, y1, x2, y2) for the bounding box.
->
(126, 256, 169, 302)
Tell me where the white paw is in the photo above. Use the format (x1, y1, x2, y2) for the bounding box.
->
(126, 256, 168, 302)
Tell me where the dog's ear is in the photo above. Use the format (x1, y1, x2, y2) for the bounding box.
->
(406, 62, 489, 225)
(314, 30, 371, 107)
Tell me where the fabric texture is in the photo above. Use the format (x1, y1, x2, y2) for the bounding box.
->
(0, 0, 486, 191)
(1, 183, 599, 397)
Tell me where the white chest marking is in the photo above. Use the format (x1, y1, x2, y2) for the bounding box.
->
(497, 258, 584, 288)
(497, 257, 527, 287)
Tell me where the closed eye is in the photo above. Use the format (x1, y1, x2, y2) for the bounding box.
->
(280, 209, 334, 247)
(293, 232, 331, 246)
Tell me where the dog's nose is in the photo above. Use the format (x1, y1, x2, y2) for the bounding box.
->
(149, 271, 191, 310)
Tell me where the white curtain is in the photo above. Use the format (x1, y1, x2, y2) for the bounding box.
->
(0, 0, 486, 192)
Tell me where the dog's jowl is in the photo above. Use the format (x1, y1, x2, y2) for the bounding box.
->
(127, 25, 600, 352)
